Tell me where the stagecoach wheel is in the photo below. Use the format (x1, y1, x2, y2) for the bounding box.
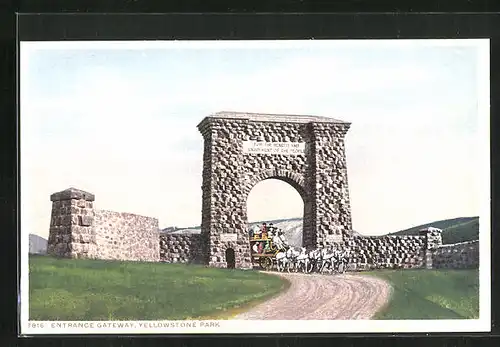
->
(259, 257, 273, 271)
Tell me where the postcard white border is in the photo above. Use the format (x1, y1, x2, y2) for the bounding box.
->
(19, 38, 491, 335)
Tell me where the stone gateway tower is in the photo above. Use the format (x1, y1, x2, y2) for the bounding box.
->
(198, 111, 353, 269)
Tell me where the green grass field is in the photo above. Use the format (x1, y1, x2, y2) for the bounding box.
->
(28, 255, 289, 321)
(29, 255, 480, 321)
(369, 269, 479, 319)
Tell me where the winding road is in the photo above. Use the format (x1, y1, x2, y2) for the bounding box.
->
(234, 272, 392, 320)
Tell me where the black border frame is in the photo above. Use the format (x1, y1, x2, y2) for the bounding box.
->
(1, 8, 499, 347)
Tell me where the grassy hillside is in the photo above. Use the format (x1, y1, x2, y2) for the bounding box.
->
(162, 217, 303, 233)
(369, 269, 479, 319)
(391, 216, 479, 244)
(163, 216, 478, 245)
(29, 255, 289, 321)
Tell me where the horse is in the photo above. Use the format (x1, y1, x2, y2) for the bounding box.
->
(334, 248, 351, 274)
(318, 247, 339, 274)
(285, 246, 305, 273)
(306, 248, 322, 273)
(295, 248, 310, 273)
(275, 250, 288, 272)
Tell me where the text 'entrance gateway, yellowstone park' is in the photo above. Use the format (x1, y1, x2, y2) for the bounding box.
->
(198, 111, 353, 269)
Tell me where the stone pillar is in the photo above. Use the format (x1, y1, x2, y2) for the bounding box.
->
(47, 188, 97, 259)
(198, 118, 253, 269)
(308, 122, 353, 247)
(420, 227, 443, 269)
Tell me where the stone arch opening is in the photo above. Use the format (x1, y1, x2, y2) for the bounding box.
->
(242, 169, 306, 199)
(225, 248, 235, 269)
(198, 111, 353, 269)
(247, 177, 305, 248)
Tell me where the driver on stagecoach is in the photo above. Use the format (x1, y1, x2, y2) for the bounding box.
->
(278, 230, 288, 248)
(273, 230, 287, 251)
(268, 223, 275, 238)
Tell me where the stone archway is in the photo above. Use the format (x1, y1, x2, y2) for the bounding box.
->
(244, 170, 308, 248)
(198, 111, 353, 269)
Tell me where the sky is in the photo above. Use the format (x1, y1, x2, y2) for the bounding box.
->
(20, 40, 489, 238)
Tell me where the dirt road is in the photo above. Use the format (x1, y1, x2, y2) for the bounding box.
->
(233, 272, 392, 320)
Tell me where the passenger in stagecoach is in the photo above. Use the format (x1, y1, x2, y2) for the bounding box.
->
(262, 229, 268, 240)
(268, 223, 275, 237)
(261, 222, 268, 239)
(264, 239, 272, 253)
(252, 242, 259, 254)
(250, 224, 260, 239)
(257, 242, 264, 254)
(253, 225, 262, 239)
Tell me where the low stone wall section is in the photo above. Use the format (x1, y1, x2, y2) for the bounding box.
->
(345, 235, 426, 270)
(433, 240, 479, 269)
(93, 210, 160, 262)
(159, 233, 204, 263)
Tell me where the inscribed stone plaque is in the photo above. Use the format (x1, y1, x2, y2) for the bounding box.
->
(220, 233, 238, 242)
(326, 234, 340, 242)
(242, 141, 306, 155)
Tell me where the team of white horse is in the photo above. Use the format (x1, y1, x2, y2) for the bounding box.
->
(273, 245, 351, 274)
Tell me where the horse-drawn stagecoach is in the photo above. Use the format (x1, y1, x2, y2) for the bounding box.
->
(249, 222, 283, 271)
(249, 236, 279, 271)
(249, 223, 349, 274)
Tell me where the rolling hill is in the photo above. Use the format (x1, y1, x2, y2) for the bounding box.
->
(29, 234, 48, 254)
(163, 216, 480, 245)
(390, 216, 479, 244)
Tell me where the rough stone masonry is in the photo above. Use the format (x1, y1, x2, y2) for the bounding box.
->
(45, 111, 479, 270)
(197, 111, 353, 269)
(47, 187, 159, 262)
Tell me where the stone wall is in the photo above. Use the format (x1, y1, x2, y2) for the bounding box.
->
(346, 235, 426, 270)
(45, 190, 479, 270)
(47, 187, 159, 262)
(159, 233, 204, 263)
(433, 240, 479, 269)
(93, 210, 159, 262)
(344, 229, 478, 271)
